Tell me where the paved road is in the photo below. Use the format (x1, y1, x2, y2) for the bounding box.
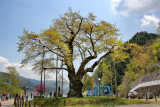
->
(1, 99, 14, 107)
(115, 104, 160, 107)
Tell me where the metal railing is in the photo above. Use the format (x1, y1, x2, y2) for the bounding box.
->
(131, 70, 160, 89)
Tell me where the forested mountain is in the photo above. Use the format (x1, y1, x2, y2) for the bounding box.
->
(0, 72, 69, 95)
(127, 31, 158, 45)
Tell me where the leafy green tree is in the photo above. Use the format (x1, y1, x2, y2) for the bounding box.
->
(82, 74, 94, 92)
(118, 71, 137, 97)
(118, 43, 152, 97)
(148, 38, 160, 65)
(98, 58, 113, 86)
(17, 8, 121, 97)
(127, 31, 158, 46)
(0, 66, 22, 95)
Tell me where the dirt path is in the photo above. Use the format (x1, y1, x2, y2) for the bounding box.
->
(1, 99, 14, 107)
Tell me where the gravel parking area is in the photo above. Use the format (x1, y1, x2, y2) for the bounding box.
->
(115, 104, 160, 107)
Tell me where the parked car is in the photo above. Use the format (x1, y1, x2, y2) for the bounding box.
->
(128, 91, 138, 99)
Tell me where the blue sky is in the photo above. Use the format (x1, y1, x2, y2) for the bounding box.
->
(0, 0, 160, 80)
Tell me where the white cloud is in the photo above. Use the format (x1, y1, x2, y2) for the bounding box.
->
(0, 56, 69, 81)
(141, 14, 160, 27)
(0, 56, 40, 80)
(111, 0, 160, 16)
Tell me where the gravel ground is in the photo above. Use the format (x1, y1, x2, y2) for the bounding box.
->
(1, 100, 14, 107)
(114, 104, 160, 107)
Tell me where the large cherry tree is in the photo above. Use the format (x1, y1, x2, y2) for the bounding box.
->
(18, 8, 121, 97)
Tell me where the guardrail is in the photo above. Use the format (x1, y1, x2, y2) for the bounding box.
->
(131, 70, 160, 89)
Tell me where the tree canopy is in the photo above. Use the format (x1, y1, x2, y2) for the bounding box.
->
(17, 8, 121, 97)
(127, 31, 158, 46)
(82, 73, 94, 92)
(0, 66, 22, 95)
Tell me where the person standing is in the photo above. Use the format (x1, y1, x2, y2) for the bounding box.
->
(14, 94, 18, 106)
(0, 96, 2, 107)
(31, 92, 32, 99)
(58, 86, 60, 93)
(6, 93, 9, 100)
(2, 92, 6, 101)
(50, 92, 52, 97)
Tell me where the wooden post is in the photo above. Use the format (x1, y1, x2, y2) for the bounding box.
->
(14, 99, 17, 107)
(25, 100, 27, 107)
(138, 93, 140, 100)
(18, 98, 19, 107)
(34, 102, 36, 107)
(155, 93, 157, 102)
(146, 93, 148, 101)
(22, 98, 24, 107)
(29, 101, 31, 107)
(19, 98, 22, 107)
(22, 96, 24, 107)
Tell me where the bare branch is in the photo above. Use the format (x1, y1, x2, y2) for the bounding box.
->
(76, 54, 97, 78)
(43, 67, 67, 71)
(32, 37, 64, 58)
(87, 50, 92, 56)
(75, 18, 83, 35)
(74, 41, 84, 61)
(94, 32, 106, 44)
(65, 19, 73, 33)
(84, 46, 115, 73)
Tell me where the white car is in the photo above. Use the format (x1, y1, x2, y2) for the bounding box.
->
(128, 91, 138, 97)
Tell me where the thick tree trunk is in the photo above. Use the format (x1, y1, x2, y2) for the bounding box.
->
(67, 76, 83, 97)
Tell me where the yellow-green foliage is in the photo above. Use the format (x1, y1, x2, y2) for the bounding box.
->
(100, 59, 113, 85)
(118, 41, 160, 96)
(17, 8, 121, 69)
(112, 44, 129, 63)
(0, 66, 22, 95)
(82, 74, 94, 91)
(17, 8, 122, 97)
(148, 37, 160, 64)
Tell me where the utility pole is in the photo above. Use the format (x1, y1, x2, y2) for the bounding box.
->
(56, 48, 59, 98)
(40, 46, 45, 98)
(43, 47, 46, 96)
(110, 57, 113, 96)
(44, 69, 46, 96)
(110, 62, 113, 97)
(114, 61, 118, 97)
(111, 77, 113, 96)
(61, 60, 63, 97)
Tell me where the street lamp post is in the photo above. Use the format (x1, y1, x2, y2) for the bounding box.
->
(98, 78, 100, 96)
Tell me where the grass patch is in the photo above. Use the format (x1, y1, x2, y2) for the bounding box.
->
(30, 97, 155, 107)
(103, 98, 152, 106)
